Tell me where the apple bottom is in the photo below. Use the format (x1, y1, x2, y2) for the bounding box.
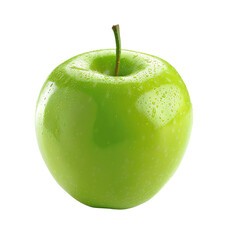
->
(37, 99, 192, 209)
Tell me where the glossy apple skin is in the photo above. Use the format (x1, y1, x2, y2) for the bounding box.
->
(36, 49, 192, 209)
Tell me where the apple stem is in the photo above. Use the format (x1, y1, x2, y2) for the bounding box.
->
(112, 24, 121, 76)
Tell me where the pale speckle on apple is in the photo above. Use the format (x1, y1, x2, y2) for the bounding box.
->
(136, 84, 183, 128)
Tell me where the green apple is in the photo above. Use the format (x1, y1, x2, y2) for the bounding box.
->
(35, 26, 192, 209)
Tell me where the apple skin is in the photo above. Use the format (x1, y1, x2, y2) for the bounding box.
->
(35, 49, 192, 209)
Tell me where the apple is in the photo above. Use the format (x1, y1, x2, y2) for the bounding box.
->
(35, 25, 192, 209)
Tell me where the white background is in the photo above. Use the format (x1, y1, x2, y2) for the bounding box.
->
(0, 0, 239, 239)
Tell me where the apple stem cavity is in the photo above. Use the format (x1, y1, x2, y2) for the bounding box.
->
(112, 24, 121, 76)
